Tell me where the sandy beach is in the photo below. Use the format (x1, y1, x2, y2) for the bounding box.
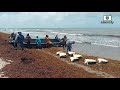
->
(0, 32, 120, 78)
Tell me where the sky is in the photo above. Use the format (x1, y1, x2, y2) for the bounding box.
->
(0, 12, 120, 28)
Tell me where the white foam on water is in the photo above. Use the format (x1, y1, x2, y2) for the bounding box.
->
(50, 32, 59, 34)
(92, 43, 120, 48)
(68, 34, 76, 36)
(59, 33, 67, 35)
(75, 41, 83, 44)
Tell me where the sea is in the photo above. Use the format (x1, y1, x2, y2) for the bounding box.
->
(0, 28, 120, 60)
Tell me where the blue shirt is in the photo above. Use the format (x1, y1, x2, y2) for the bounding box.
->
(66, 40, 75, 48)
(36, 37, 41, 44)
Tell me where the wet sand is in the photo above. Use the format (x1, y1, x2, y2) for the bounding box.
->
(0, 32, 120, 78)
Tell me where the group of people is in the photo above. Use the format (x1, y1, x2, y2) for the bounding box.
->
(55, 35, 75, 53)
(35, 35, 50, 49)
(10, 32, 51, 50)
(10, 32, 75, 53)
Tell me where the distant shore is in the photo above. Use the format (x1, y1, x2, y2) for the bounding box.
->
(0, 32, 120, 78)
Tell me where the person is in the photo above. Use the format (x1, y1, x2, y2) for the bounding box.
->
(45, 35, 50, 48)
(14, 32, 24, 50)
(26, 34, 31, 48)
(13, 33, 16, 40)
(55, 35, 61, 42)
(36, 36, 42, 49)
(55, 35, 58, 40)
(14, 32, 18, 48)
(10, 32, 16, 40)
(64, 35, 67, 40)
(10, 32, 14, 39)
(66, 40, 75, 53)
(61, 37, 66, 49)
(64, 35, 67, 47)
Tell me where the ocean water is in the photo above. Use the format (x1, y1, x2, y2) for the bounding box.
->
(0, 28, 120, 60)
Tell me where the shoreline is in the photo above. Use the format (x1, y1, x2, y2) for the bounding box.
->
(2, 30, 120, 61)
(73, 42, 120, 61)
(0, 32, 120, 78)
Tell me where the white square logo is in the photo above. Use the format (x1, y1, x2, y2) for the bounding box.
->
(104, 15, 112, 21)
(101, 15, 114, 24)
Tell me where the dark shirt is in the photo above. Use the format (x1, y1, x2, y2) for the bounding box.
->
(16, 34, 24, 43)
(26, 36, 31, 42)
(61, 38, 66, 44)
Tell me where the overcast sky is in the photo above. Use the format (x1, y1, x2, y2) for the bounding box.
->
(0, 12, 120, 28)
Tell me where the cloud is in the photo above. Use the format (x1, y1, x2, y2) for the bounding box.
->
(0, 12, 120, 28)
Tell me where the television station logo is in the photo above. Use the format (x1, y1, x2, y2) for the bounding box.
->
(101, 15, 114, 24)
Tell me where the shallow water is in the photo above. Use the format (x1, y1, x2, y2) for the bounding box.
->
(72, 42, 120, 60)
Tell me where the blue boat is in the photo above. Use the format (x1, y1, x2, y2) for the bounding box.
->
(8, 37, 62, 48)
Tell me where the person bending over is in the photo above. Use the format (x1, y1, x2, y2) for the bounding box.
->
(66, 40, 75, 53)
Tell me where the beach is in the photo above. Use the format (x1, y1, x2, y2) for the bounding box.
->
(0, 32, 100, 78)
(1, 28, 120, 60)
(0, 32, 120, 78)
